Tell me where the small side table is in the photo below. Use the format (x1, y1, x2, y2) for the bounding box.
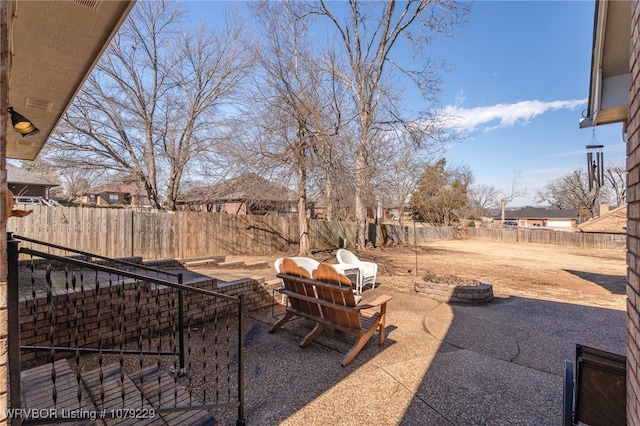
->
(332, 263, 363, 294)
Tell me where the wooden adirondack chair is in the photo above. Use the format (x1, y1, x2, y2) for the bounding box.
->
(271, 261, 392, 366)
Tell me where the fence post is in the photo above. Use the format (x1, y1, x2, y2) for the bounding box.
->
(178, 273, 186, 375)
(131, 209, 135, 258)
(236, 293, 245, 426)
(7, 233, 21, 426)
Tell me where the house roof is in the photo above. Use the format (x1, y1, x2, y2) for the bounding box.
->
(86, 184, 147, 197)
(181, 173, 298, 203)
(579, 0, 631, 128)
(6, 0, 135, 160)
(6, 163, 58, 187)
(495, 206, 579, 220)
(578, 204, 627, 233)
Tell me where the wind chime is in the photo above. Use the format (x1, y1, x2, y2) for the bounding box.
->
(586, 129, 604, 191)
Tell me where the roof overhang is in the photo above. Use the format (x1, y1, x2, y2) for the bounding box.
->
(579, 0, 631, 128)
(6, 0, 135, 160)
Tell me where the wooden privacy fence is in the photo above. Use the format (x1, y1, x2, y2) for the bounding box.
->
(8, 206, 302, 259)
(460, 227, 626, 249)
(310, 220, 456, 249)
(7, 205, 625, 260)
(8, 206, 454, 259)
(173, 211, 300, 257)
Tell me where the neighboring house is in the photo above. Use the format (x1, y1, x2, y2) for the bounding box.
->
(578, 204, 627, 234)
(81, 184, 150, 208)
(7, 163, 58, 203)
(492, 206, 579, 229)
(178, 173, 308, 216)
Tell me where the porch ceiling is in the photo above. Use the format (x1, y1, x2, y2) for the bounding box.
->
(6, 0, 135, 160)
(580, 0, 631, 128)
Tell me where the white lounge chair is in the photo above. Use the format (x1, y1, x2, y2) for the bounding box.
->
(274, 257, 320, 276)
(336, 249, 378, 293)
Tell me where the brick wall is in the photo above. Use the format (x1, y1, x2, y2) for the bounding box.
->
(628, 1, 640, 424)
(18, 274, 281, 365)
(1, 0, 9, 421)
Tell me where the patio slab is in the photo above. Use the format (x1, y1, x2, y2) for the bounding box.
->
(212, 287, 626, 425)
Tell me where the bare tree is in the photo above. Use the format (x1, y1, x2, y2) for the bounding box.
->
(45, 1, 250, 210)
(230, 1, 353, 255)
(58, 175, 92, 203)
(309, 137, 358, 222)
(312, 0, 469, 249)
(536, 169, 610, 222)
(375, 146, 433, 226)
(18, 159, 55, 176)
(604, 161, 626, 207)
(467, 183, 500, 219)
(498, 174, 527, 223)
(245, 3, 314, 255)
(56, 169, 107, 203)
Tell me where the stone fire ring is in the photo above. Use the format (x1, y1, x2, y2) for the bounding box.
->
(414, 276, 494, 304)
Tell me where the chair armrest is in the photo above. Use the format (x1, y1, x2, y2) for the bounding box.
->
(355, 295, 392, 310)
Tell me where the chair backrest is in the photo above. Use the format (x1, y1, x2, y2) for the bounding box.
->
(291, 257, 320, 274)
(275, 257, 320, 275)
(279, 258, 319, 316)
(337, 249, 377, 278)
(274, 257, 284, 273)
(336, 249, 360, 265)
(279, 258, 311, 278)
(313, 263, 358, 307)
(312, 263, 360, 327)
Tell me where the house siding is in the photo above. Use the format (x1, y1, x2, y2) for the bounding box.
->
(629, 1, 640, 424)
(223, 201, 245, 214)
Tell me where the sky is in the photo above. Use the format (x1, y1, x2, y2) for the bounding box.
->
(186, 0, 625, 208)
(427, 1, 626, 207)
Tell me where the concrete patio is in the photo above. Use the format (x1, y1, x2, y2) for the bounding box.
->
(208, 286, 625, 425)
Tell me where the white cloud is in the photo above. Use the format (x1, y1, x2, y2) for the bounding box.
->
(442, 99, 587, 132)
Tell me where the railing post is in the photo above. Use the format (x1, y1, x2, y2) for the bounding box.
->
(7, 233, 21, 426)
(236, 293, 245, 426)
(178, 273, 186, 375)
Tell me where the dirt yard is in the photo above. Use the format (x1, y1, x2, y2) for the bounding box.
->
(308, 239, 627, 311)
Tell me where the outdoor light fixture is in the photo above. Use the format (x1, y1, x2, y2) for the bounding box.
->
(7, 107, 39, 138)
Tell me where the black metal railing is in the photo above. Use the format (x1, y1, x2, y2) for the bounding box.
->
(7, 233, 245, 425)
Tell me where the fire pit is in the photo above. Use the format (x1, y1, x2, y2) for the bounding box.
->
(414, 271, 493, 304)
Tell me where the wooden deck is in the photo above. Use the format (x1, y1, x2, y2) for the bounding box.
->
(20, 359, 216, 425)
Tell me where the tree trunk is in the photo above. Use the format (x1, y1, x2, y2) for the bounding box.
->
(325, 169, 333, 221)
(298, 142, 310, 256)
(142, 177, 162, 210)
(354, 143, 367, 250)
